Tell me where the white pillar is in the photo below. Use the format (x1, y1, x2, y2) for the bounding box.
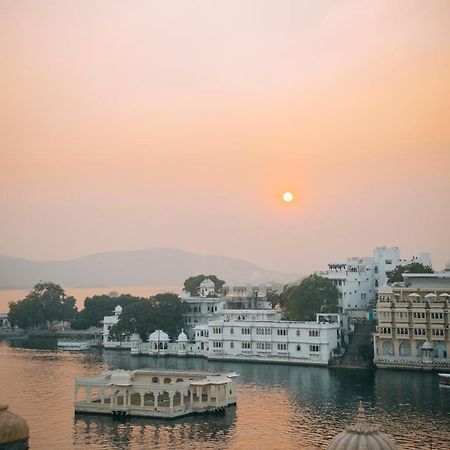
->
(140, 393, 144, 407)
(154, 392, 159, 409)
(169, 392, 174, 410)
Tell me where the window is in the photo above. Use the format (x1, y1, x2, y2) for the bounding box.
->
(296, 329, 300, 336)
(396, 328, 408, 335)
(230, 342, 234, 348)
(277, 343, 287, 351)
(296, 344, 301, 351)
(241, 327, 251, 335)
(310, 345, 319, 352)
(213, 327, 222, 334)
(230, 327, 234, 334)
(413, 329, 426, 336)
(277, 329, 287, 336)
(213, 341, 223, 348)
(241, 342, 252, 349)
(385, 259, 392, 265)
(309, 330, 320, 337)
(432, 329, 444, 336)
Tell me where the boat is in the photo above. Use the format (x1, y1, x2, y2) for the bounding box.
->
(58, 341, 91, 351)
(438, 373, 450, 388)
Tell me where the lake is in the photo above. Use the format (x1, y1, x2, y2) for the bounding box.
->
(0, 340, 449, 449)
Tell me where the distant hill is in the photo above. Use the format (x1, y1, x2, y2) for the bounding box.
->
(0, 248, 297, 290)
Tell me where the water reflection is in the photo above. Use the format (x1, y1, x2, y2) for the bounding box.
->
(74, 409, 237, 450)
(1, 342, 449, 450)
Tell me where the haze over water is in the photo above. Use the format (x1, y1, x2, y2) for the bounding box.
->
(1, 342, 449, 450)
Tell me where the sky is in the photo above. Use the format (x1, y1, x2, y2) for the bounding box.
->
(1, 0, 449, 274)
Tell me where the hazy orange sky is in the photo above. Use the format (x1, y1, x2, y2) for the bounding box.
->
(1, 0, 449, 274)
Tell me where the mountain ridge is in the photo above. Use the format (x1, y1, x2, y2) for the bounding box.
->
(0, 248, 298, 290)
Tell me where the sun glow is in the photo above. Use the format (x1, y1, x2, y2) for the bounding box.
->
(282, 192, 294, 203)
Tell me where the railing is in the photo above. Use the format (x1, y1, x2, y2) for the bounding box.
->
(375, 356, 450, 370)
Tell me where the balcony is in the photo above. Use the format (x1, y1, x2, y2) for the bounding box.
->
(374, 356, 450, 371)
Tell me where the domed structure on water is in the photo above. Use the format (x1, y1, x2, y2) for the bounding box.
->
(326, 402, 398, 450)
(0, 404, 29, 450)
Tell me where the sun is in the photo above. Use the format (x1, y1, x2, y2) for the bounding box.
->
(282, 191, 294, 202)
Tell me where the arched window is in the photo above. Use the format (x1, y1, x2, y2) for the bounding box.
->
(434, 343, 447, 359)
(399, 341, 411, 357)
(382, 341, 394, 356)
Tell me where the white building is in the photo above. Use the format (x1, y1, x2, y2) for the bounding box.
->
(319, 247, 432, 316)
(103, 305, 133, 349)
(199, 279, 216, 297)
(131, 315, 341, 366)
(205, 318, 339, 366)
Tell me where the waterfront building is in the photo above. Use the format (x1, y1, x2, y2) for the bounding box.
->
(74, 369, 237, 418)
(318, 246, 431, 316)
(373, 267, 450, 371)
(206, 317, 340, 366)
(131, 315, 341, 366)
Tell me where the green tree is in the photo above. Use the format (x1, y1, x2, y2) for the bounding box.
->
(183, 275, 225, 296)
(387, 262, 433, 283)
(109, 293, 188, 341)
(283, 275, 338, 321)
(71, 294, 141, 330)
(8, 282, 77, 329)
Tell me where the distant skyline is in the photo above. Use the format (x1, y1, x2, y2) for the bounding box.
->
(1, 1, 449, 274)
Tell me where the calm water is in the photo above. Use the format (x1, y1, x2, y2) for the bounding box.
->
(0, 341, 449, 450)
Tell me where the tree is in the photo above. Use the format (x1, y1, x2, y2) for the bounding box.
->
(71, 294, 141, 330)
(183, 275, 225, 296)
(8, 282, 77, 329)
(283, 275, 338, 321)
(109, 293, 188, 341)
(387, 262, 433, 283)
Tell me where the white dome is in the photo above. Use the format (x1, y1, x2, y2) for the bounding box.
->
(200, 278, 215, 288)
(327, 403, 398, 450)
(130, 333, 141, 342)
(177, 329, 188, 342)
(422, 340, 434, 350)
(148, 330, 169, 342)
(110, 369, 132, 386)
(114, 305, 123, 314)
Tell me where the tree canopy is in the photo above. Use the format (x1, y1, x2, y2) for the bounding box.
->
(183, 275, 225, 296)
(387, 262, 433, 283)
(283, 275, 339, 321)
(70, 294, 141, 329)
(109, 293, 188, 341)
(8, 282, 77, 329)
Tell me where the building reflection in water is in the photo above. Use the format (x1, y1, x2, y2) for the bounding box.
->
(73, 407, 237, 449)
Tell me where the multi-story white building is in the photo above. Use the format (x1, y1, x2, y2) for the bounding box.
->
(206, 318, 340, 366)
(319, 247, 432, 316)
(131, 315, 341, 366)
(373, 267, 450, 371)
(182, 281, 280, 334)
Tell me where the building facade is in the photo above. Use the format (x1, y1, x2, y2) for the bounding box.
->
(373, 270, 450, 371)
(319, 246, 432, 316)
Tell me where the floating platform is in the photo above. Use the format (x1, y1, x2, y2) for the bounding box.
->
(74, 369, 237, 418)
